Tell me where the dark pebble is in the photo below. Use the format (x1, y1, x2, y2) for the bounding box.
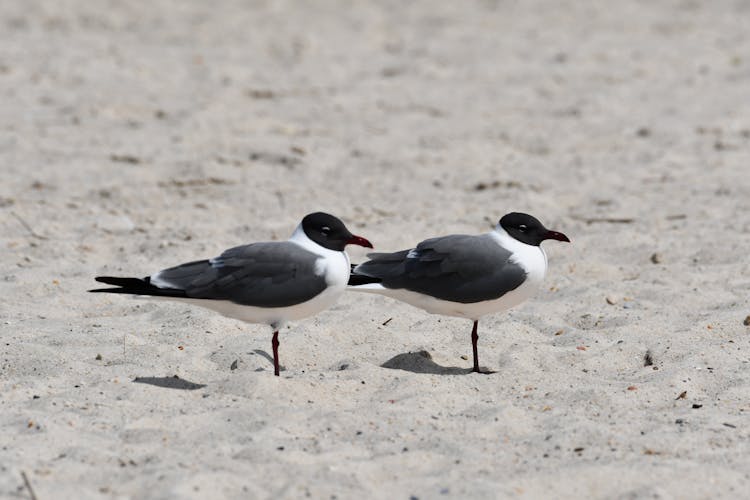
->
(643, 351, 654, 366)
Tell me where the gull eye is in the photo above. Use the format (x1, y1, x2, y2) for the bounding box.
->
(321, 226, 331, 234)
(518, 224, 528, 231)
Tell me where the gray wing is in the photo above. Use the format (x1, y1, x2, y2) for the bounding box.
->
(353, 234, 527, 303)
(152, 242, 328, 308)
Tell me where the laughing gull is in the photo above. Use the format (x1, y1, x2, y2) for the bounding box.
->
(348, 212, 569, 373)
(90, 212, 372, 376)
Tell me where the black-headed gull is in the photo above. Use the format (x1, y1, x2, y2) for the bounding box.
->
(348, 212, 569, 373)
(91, 212, 373, 376)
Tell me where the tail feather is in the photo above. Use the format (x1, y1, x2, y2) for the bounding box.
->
(89, 276, 186, 298)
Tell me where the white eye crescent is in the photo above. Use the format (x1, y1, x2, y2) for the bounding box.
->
(321, 226, 331, 233)
(518, 224, 528, 231)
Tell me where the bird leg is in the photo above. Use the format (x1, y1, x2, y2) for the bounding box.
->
(470, 321, 496, 374)
(272, 331, 280, 376)
(471, 320, 480, 373)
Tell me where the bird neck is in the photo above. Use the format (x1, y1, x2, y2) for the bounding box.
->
(289, 224, 343, 258)
(491, 225, 547, 269)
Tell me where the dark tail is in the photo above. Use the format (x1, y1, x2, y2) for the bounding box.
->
(89, 276, 187, 298)
(348, 265, 382, 286)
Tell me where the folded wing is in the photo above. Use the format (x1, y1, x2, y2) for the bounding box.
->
(351, 234, 527, 304)
(93, 242, 328, 308)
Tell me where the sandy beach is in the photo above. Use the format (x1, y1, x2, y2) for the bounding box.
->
(1, 0, 749, 498)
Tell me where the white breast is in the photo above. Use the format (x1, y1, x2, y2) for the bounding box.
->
(288, 224, 351, 290)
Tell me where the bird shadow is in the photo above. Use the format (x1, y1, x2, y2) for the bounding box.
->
(252, 349, 285, 373)
(133, 375, 206, 390)
(381, 351, 491, 375)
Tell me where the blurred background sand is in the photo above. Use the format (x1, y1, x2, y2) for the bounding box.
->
(1, 0, 749, 498)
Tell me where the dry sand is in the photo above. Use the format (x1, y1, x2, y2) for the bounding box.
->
(1, 0, 750, 498)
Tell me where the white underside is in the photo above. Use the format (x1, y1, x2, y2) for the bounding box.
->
(349, 226, 548, 321)
(159, 283, 345, 330)
(148, 224, 351, 331)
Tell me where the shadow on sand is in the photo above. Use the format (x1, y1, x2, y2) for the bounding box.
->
(133, 375, 206, 390)
(381, 351, 491, 375)
(252, 349, 285, 373)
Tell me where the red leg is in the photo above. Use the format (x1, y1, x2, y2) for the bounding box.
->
(272, 331, 280, 376)
(471, 320, 480, 373)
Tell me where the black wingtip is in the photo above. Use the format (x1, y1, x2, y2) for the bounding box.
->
(95, 276, 150, 287)
(90, 276, 186, 298)
(89, 287, 138, 294)
(348, 268, 382, 286)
